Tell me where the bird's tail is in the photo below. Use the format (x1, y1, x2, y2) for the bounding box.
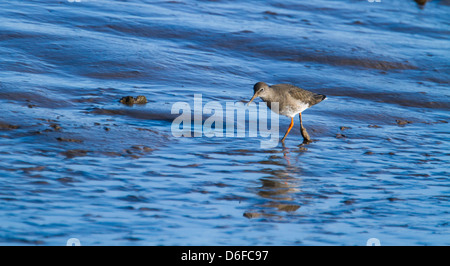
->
(312, 94, 327, 105)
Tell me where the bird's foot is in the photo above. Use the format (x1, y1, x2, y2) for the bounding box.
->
(300, 126, 311, 144)
(302, 138, 313, 145)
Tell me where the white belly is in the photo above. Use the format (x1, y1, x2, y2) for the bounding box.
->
(261, 96, 310, 118)
(279, 102, 309, 117)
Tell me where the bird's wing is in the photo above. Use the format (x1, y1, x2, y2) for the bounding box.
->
(286, 86, 315, 102)
(271, 84, 325, 106)
(284, 85, 325, 106)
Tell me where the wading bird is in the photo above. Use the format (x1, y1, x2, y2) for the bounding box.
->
(248, 82, 326, 143)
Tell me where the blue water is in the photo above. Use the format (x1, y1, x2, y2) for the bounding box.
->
(0, 0, 449, 245)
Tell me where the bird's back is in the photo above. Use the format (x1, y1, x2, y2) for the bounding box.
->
(271, 84, 326, 107)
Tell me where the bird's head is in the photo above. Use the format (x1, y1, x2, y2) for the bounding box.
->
(248, 82, 270, 105)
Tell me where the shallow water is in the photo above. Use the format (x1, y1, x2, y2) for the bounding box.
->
(0, 0, 449, 245)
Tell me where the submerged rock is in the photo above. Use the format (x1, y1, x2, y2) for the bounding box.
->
(61, 149, 89, 158)
(396, 119, 413, 126)
(243, 212, 262, 219)
(56, 137, 83, 143)
(50, 124, 62, 131)
(119, 95, 148, 105)
(0, 122, 20, 130)
(368, 124, 382, 128)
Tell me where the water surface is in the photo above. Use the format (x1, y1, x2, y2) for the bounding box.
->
(0, 0, 449, 245)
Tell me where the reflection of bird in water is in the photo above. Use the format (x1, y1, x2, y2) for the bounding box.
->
(248, 82, 326, 144)
(244, 175, 301, 219)
(243, 150, 304, 219)
(282, 141, 308, 166)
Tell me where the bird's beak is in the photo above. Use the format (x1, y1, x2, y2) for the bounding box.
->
(247, 93, 258, 106)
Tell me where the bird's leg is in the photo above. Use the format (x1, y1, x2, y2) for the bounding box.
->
(281, 117, 294, 143)
(299, 112, 311, 143)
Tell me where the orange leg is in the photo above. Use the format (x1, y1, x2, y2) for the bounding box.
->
(281, 117, 294, 142)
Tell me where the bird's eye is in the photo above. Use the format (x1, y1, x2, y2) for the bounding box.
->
(260, 88, 264, 92)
